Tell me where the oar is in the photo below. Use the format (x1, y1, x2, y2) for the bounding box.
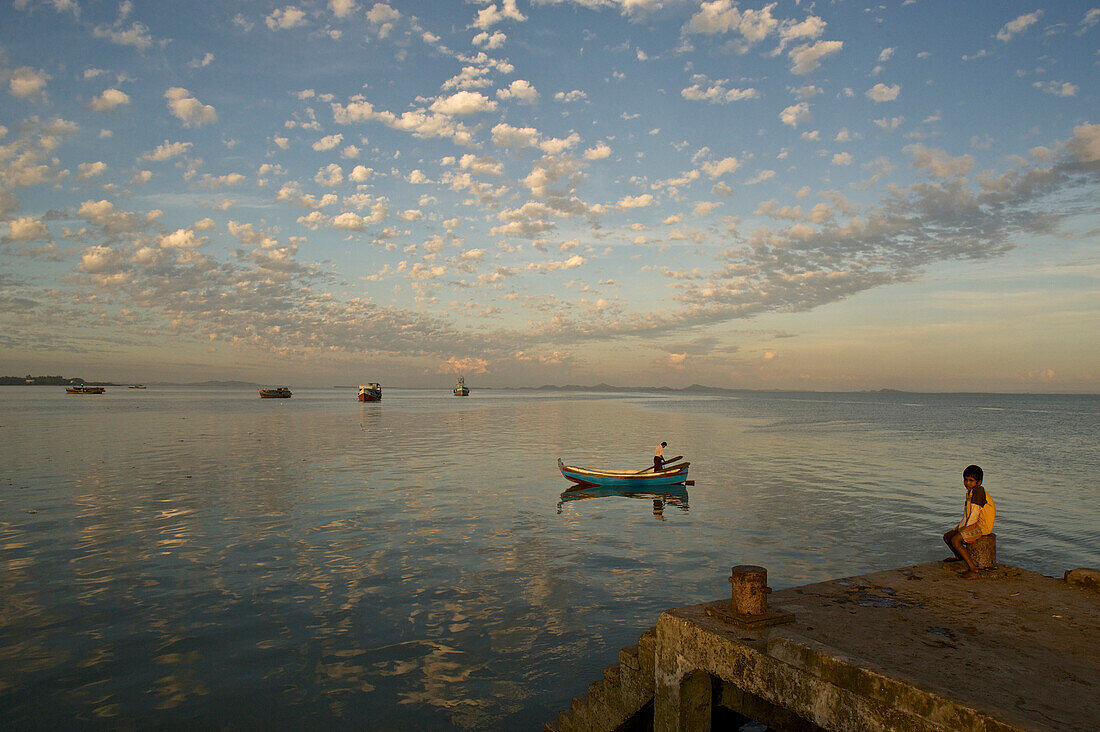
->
(634, 455, 683, 474)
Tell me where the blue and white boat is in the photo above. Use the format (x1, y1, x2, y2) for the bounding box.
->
(557, 457, 689, 487)
(453, 376, 470, 396)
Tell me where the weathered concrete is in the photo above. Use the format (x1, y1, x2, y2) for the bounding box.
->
(548, 562, 1100, 732)
(966, 533, 997, 569)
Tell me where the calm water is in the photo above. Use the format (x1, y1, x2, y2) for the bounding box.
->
(2, 387, 1098, 728)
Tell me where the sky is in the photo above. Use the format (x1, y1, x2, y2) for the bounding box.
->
(0, 0, 1097, 391)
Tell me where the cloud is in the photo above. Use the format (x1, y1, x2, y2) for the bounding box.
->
(266, 6, 308, 30)
(1033, 81, 1077, 97)
(438, 356, 490, 375)
(617, 194, 654, 209)
(164, 87, 217, 127)
(496, 79, 539, 104)
(8, 66, 51, 99)
(89, 88, 130, 111)
(2, 216, 49, 243)
(789, 40, 842, 74)
(865, 83, 900, 102)
(832, 152, 852, 166)
(158, 228, 206, 249)
(93, 21, 155, 50)
(996, 10, 1042, 41)
(77, 161, 108, 179)
(779, 102, 811, 128)
(473, 31, 507, 49)
(681, 76, 758, 103)
(701, 157, 740, 178)
(584, 143, 611, 160)
(431, 90, 498, 116)
(142, 140, 192, 161)
(329, 0, 357, 19)
(684, 0, 778, 42)
(904, 144, 975, 178)
(313, 133, 344, 150)
(1066, 123, 1100, 163)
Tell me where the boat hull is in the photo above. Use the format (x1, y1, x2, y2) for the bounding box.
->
(259, 388, 292, 398)
(66, 386, 105, 394)
(453, 388, 469, 396)
(558, 458, 689, 487)
(358, 391, 381, 402)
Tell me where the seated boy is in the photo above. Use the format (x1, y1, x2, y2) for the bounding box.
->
(942, 464, 996, 579)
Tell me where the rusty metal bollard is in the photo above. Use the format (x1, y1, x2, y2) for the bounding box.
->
(729, 565, 771, 615)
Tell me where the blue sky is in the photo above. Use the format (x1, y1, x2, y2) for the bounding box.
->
(1, 0, 1097, 390)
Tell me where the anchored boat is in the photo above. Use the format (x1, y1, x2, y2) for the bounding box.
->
(453, 376, 469, 396)
(358, 383, 382, 402)
(557, 457, 689, 487)
(65, 385, 105, 394)
(258, 386, 292, 398)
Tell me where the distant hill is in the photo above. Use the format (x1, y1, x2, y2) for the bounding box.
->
(149, 380, 261, 388)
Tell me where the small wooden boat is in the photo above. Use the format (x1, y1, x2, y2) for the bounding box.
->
(358, 383, 382, 402)
(258, 386, 292, 398)
(558, 457, 689, 487)
(129, 384, 146, 389)
(453, 376, 469, 396)
(65, 385, 105, 394)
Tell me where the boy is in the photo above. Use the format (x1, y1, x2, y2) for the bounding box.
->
(942, 464, 996, 579)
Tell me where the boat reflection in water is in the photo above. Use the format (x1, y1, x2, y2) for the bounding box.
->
(557, 483, 689, 519)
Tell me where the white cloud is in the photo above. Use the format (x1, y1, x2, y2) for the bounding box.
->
(496, 79, 539, 104)
(584, 143, 611, 160)
(831, 152, 852, 166)
(904, 144, 975, 178)
(93, 22, 154, 50)
(266, 6, 308, 31)
(315, 163, 344, 186)
(491, 123, 540, 150)
(89, 88, 130, 111)
(681, 76, 758, 104)
(865, 83, 900, 102)
(313, 133, 343, 150)
(329, 0, 357, 18)
(470, 0, 526, 30)
(159, 228, 206, 249)
(996, 10, 1042, 41)
(2, 216, 49, 242)
(141, 140, 192, 161)
(1066, 123, 1100, 163)
(8, 66, 51, 99)
(430, 91, 498, 116)
(1032, 81, 1078, 97)
(779, 102, 811, 128)
(789, 40, 842, 74)
(164, 87, 217, 127)
(701, 157, 740, 178)
(77, 161, 108, 179)
(617, 194, 654, 209)
(473, 31, 507, 49)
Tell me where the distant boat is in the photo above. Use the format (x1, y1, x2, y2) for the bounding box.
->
(558, 457, 689, 487)
(358, 383, 382, 402)
(453, 376, 470, 396)
(258, 386, 292, 398)
(65, 385, 105, 394)
(129, 384, 147, 389)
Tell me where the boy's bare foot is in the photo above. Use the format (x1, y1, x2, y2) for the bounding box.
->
(960, 570, 980, 579)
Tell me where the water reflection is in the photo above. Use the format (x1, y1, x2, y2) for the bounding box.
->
(557, 484, 690, 520)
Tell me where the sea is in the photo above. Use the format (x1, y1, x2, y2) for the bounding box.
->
(1, 387, 1098, 729)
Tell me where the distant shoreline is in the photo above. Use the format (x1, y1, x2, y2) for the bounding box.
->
(2, 378, 1095, 396)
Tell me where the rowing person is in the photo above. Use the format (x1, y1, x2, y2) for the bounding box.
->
(654, 441, 667, 471)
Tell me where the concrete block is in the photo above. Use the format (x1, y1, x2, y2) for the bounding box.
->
(1064, 568, 1100, 592)
(619, 644, 640, 670)
(967, 533, 997, 569)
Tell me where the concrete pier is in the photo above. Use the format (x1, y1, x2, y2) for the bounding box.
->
(547, 562, 1100, 731)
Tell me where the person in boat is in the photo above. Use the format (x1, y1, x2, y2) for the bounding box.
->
(942, 464, 996, 580)
(653, 441, 667, 471)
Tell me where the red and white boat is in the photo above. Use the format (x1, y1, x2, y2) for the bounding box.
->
(358, 383, 382, 402)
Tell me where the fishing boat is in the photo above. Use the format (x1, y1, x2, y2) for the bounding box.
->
(258, 386, 292, 398)
(358, 383, 382, 402)
(129, 384, 147, 389)
(453, 376, 469, 396)
(65, 385, 105, 394)
(557, 457, 689, 487)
